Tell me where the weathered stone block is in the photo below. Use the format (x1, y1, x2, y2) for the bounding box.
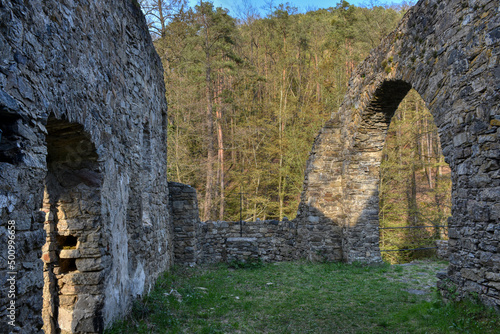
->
(60, 284, 102, 295)
(78, 247, 102, 257)
(62, 272, 103, 285)
(59, 249, 81, 259)
(58, 307, 75, 333)
(59, 295, 77, 307)
(75, 257, 107, 272)
(42, 251, 57, 264)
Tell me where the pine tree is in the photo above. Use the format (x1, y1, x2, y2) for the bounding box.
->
(147, 1, 446, 229)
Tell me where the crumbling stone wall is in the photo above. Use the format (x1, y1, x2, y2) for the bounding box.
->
(298, 0, 500, 307)
(0, 0, 171, 332)
(198, 220, 299, 264)
(41, 118, 106, 334)
(168, 182, 301, 264)
(1, 0, 499, 331)
(169, 182, 201, 267)
(168, 184, 300, 265)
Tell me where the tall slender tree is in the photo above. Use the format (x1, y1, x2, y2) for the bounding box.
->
(190, 1, 241, 220)
(148, 1, 437, 225)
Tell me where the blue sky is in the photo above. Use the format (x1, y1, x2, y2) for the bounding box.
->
(187, 0, 415, 18)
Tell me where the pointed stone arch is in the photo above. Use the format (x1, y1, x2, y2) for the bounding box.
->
(298, 0, 500, 307)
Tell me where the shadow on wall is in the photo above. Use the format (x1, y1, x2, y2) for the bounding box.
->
(297, 191, 383, 263)
(169, 181, 383, 265)
(42, 116, 106, 334)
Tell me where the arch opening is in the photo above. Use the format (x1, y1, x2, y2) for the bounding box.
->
(341, 82, 451, 264)
(379, 89, 451, 264)
(0, 111, 23, 164)
(42, 116, 105, 334)
(341, 80, 412, 262)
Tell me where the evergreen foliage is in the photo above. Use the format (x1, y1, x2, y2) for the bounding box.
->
(142, 1, 450, 262)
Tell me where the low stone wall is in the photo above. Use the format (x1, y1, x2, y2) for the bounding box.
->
(435, 240, 449, 261)
(226, 238, 259, 262)
(167, 182, 304, 264)
(167, 182, 346, 265)
(198, 220, 299, 264)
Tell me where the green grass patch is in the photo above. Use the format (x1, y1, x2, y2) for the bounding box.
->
(105, 260, 499, 333)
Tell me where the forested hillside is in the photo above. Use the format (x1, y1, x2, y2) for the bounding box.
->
(140, 1, 451, 255)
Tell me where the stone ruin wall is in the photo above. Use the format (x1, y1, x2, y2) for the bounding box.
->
(299, 0, 500, 308)
(168, 182, 201, 267)
(0, 0, 171, 332)
(197, 220, 299, 264)
(1, 0, 500, 332)
(169, 182, 346, 266)
(169, 182, 297, 265)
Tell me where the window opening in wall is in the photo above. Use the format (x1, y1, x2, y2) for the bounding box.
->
(56, 235, 78, 249)
(42, 116, 104, 334)
(379, 89, 451, 264)
(58, 258, 77, 274)
(0, 114, 22, 164)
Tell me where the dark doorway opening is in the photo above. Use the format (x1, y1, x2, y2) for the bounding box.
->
(42, 116, 105, 333)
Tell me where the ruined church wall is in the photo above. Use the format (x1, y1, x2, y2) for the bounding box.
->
(168, 183, 331, 265)
(197, 220, 299, 264)
(168, 182, 301, 264)
(299, 0, 500, 308)
(0, 0, 171, 332)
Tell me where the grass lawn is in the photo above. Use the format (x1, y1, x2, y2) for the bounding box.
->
(105, 260, 499, 333)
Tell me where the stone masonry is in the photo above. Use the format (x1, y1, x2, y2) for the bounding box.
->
(198, 220, 299, 264)
(171, 1, 500, 311)
(154, 0, 500, 312)
(1, 0, 500, 332)
(298, 0, 500, 308)
(168, 183, 299, 264)
(0, 0, 171, 332)
(168, 182, 201, 267)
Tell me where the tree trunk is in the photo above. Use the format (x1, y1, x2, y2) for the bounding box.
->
(203, 16, 215, 221)
(217, 105, 224, 220)
(156, 0, 166, 36)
